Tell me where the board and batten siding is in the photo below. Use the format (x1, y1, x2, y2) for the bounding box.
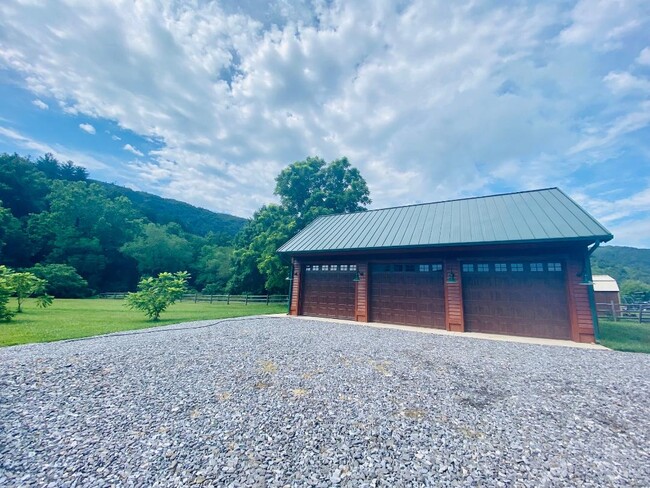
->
(289, 260, 301, 316)
(566, 256, 596, 343)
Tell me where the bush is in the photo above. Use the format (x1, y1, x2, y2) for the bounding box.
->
(202, 283, 225, 295)
(0, 266, 14, 321)
(28, 263, 90, 298)
(126, 271, 189, 321)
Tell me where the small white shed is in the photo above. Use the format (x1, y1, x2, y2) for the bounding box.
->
(593, 275, 620, 304)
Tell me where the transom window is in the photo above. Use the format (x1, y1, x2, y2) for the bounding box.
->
(477, 263, 489, 272)
(495, 263, 507, 272)
(511, 263, 523, 272)
(462, 264, 474, 272)
(548, 262, 562, 272)
(371, 263, 443, 272)
(305, 263, 357, 272)
(530, 263, 544, 272)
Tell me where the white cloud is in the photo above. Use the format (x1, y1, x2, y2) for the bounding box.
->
(111, 134, 121, 141)
(572, 185, 650, 247)
(559, 0, 649, 50)
(0, 125, 107, 171)
(603, 71, 650, 94)
(123, 143, 144, 157)
(569, 101, 650, 154)
(638, 47, 650, 65)
(79, 123, 96, 134)
(32, 99, 48, 110)
(0, 0, 648, 239)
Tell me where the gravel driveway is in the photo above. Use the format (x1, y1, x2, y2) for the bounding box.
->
(1, 317, 649, 487)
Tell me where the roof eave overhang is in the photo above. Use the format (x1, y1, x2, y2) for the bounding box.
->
(277, 234, 614, 255)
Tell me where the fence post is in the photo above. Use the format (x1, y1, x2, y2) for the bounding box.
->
(266, 294, 270, 305)
(245, 294, 249, 305)
(227, 294, 230, 305)
(611, 301, 617, 321)
(640, 308, 643, 324)
(210, 294, 213, 304)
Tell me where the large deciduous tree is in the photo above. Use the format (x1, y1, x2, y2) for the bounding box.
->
(121, 223, 194, 277)
(29, 263, 90, 298)
(42, 181, 141, 289)
(229, 157, 371, 294)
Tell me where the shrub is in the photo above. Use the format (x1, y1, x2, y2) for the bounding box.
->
(126, 271, 189, 321)
(0, 266, 14, 321)
(28, 263, 90, 298)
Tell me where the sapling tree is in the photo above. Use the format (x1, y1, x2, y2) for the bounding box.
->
(126, 271, 189, 321)
(6, 271, 51, 312)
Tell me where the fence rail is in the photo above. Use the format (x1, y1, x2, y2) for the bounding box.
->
(97, 292, 288, 305)
(596, 302, 650, 323)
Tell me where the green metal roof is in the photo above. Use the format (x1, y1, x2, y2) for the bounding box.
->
(277, 188, 613, 254)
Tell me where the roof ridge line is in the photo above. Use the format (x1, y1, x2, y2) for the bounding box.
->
(321, 187, 561, 218)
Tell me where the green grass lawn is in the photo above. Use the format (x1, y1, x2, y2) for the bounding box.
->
(599, 319, 650, 353)
(0, 298, 287, 347)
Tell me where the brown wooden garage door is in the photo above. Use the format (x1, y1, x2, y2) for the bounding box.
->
(301, 264, 356, 320)
(370, 263, 445, 328)
(462, 261, 570, 339)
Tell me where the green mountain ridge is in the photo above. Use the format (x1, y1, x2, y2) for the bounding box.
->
(94, 180, 246, 237)
(592, 245, 650, 287)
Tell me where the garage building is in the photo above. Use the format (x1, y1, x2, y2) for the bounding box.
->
(278, 188, 613, 343)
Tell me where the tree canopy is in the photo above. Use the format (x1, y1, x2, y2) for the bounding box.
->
(228, 156, 371, 294)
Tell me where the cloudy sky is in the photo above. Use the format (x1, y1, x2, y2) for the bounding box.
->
(1, 0, 649, 247)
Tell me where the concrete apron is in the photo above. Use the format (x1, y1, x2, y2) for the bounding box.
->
(273, 314, 609, 351)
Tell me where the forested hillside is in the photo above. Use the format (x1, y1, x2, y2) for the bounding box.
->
(96, 181, 244, 237)
(0, 153, 244, 294)
(592, 245, 650, 299)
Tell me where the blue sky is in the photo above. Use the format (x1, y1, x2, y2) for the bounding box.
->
(0, 0, 649, 246)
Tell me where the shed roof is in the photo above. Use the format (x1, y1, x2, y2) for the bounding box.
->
(278, 188, 613, 254)
(593, 275, 620, 292)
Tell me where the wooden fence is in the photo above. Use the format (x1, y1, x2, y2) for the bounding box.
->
(596, 302, 650, 323)
(97, 292, 288, 305)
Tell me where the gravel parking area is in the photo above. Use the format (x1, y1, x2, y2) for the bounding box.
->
(1, 317, 649, 487)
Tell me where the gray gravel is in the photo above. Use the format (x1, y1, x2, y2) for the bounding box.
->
(1, 316, 649, 487)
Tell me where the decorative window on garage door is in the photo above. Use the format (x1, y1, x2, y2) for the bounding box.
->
(461, 262, 564, 274)
(371, 263, 443, 272)
(305, 264, 356, 272)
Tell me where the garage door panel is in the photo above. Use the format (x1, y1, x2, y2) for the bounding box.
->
(462, 262, 570, 339)
(302, 268, 355, 320)
(370, 265, 445, 328)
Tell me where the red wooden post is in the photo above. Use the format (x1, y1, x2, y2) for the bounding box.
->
(444, 259, 464, 332)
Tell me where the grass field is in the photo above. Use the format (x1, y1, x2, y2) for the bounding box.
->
(599, 319, 650, 354)
(0, 298, 287, 347)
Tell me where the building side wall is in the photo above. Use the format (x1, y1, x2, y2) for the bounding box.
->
(566, 255, 595, 343)
(291, 244, 597, 343)
(595, 291, 620, 305)
(289, 260, 301, 316)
